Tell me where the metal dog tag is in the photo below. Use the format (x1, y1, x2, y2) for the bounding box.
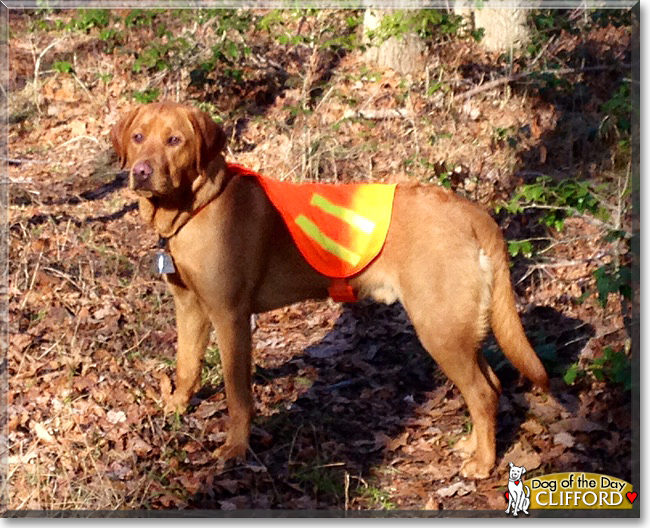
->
(153, 252, 176, 274)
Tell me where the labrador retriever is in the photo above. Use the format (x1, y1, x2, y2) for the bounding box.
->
(111, 101, 548, 479)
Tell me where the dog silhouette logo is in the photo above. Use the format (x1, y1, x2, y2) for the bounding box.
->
(505, 462, 531, 516)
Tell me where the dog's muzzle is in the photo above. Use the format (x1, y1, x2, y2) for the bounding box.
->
(131, 160, 154, 192)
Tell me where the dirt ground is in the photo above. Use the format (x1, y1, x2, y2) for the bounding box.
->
(3, 8, 635, 513)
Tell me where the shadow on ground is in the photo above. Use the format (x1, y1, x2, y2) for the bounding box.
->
(188, 299, 596, 509)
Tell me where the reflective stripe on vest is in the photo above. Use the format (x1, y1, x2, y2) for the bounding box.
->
(310, 193, 376, 235)
(294, 213, 362, 267)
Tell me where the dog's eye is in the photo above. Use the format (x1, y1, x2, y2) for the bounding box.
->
(133, 133, 144, 143)
(167, 136, 181, 146)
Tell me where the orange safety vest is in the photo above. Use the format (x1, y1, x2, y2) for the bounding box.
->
(228, 164, 396, 301)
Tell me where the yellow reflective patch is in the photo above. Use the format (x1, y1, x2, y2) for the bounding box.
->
(295, 214, 361, 267)
(310, 193, 375, 235)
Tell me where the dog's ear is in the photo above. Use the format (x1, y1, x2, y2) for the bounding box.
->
(111, 107, 142, 168)
(521, 467, 526, 474)
(188, 108, 227, 175)
(509, 462, 514, 468)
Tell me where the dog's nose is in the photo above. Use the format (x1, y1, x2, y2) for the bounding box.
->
(132, 161, 153, 189)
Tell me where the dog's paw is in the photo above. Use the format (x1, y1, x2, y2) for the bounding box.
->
(164, 391, 190, 414)
(214, 442, 248, 462)
(454, 434, 477, 457)
(460, 458, 491, 479)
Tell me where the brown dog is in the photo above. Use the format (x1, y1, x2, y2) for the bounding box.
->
(111, 101, 548, 479)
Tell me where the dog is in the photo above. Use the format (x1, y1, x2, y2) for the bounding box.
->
(111, 101, 548, 479)
(505, 462, 530, 515)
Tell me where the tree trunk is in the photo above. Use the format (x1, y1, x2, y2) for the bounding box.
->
(455, 1, 534, 53)
(363, 9, 427, 75)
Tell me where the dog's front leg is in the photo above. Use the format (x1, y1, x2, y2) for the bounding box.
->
(513, 492, 522, 516)
(211, 311, 254, 462)
(165, 277, 211, 413)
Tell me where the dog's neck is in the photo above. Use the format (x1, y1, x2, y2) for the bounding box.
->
(138, 158, 232, 239)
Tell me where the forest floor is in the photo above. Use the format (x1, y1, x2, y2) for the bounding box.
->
(4, 8, 635, 513)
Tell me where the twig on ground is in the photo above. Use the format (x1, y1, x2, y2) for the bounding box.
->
(1, 158, 49, 166)
(455, 64, 628, 101)
(344, 108, 413, 120)
(55, 135, 101, 149)
(33, 37, 66, 113)
(72, 73, 94, 102)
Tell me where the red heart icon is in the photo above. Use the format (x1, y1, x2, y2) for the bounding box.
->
(515, 480, 520, 485)
(505, 492, 509, 500)
(626, 492, 637, 504)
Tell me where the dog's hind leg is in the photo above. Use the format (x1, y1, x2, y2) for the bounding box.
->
(425, 335, 500, 478)
(403, 293, 501, 479)
(454, 354, 502, 457)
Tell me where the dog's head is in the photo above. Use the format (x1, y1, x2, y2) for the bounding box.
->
(508, 462, 526, 481)
(111, 102, 227, 198)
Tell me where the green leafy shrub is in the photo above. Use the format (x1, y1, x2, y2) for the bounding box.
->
(593, 263, 632, 307)
(132, 37, 190, 73)
(498, 175, 603, 231)
(601, 83, 631, 135)
(132, 89, 160, 104)
(258, 9, 362, 53)
(65, 9, 111, 32)
(366, 10, 463, 43)
(564, 347, 631, 391)
(52, 60, 73, 74)
(124, 9, 164, 28)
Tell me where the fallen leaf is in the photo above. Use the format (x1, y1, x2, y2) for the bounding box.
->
(130, 435, 152, 456)
(216, 479, 240, 494)
(436, 480, 476, 498)
(549, 417, 605, 434)
(553, 431, 576, 448)
(32, 421, 56, 444)
(387, 430, 409, 451)
(521, 419, 545, 435)
(424, 496, 441, 510)
(501, 443, 542, 471)
(106, 410, 127, 424)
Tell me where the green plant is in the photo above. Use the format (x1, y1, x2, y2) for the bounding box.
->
(564, 347, 631, 391)
(187, 10, 257, 89)
(132, 89, 160, 104)
(360, 485, 396, 510)
(66, 9, 111, 32)
(258, 10, 361, 53)
(366, 10, 463, 43)
(123, 9, 163, 28)
(97, 73, 113, 84)
(600, 83, 631, 135)
(590, 346, 631, 389)
(294, 464, 345, 498)
(507, 239, 534, 258)
(132, 37, 189, 73)
(52, 60, 73, 74)
(201, 345, 223, 386)
(498, 175, 603, 231)
(593, 263, 632, 307)
(492, 126, 518, 148)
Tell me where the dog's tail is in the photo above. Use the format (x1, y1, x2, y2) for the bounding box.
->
(474, 212, 549, 391)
